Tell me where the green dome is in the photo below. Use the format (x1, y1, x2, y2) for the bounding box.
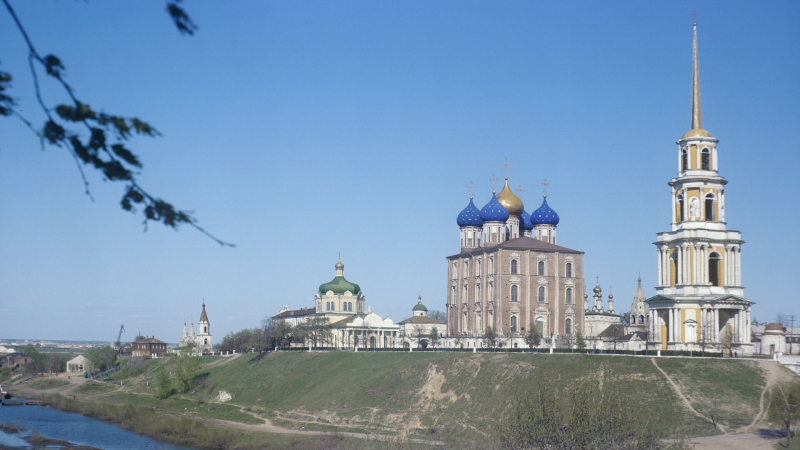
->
(318, 276, 361, 295)
(412, 300, 427, 312)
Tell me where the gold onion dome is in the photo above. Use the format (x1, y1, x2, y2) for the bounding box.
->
(496, 178, 524, 216)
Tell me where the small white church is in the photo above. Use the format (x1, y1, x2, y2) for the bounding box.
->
(179, 301, 213, 354)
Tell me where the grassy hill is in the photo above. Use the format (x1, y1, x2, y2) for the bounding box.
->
(111, 351, 793, 442)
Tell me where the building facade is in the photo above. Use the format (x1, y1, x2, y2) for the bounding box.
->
(646, 23, 753, 354)
(132, 336, 167, 358)
(179, 302, 213, 354)
(448, 177, 585, 341)
(398, 297, 446, 348)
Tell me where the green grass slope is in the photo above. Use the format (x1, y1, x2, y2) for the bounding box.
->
(186, 352, 774, 440)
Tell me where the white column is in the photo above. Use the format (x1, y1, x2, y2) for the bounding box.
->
(657, 248, 663, 286)
(667, 309, 673, 342)
(719, 189, 725, 221)
(714, 309, 720, 342)
(723, 248, 730, 286)
(676, 307, 682, 343)
(676, 247, 683, 285)
(671, 187, 676, 224)
(693, 245, 700, 285)
(736, 247, 742, 286)
(701, 246, 708, 284)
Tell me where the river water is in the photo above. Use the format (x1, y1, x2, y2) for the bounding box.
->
(0, 399, 190, 449)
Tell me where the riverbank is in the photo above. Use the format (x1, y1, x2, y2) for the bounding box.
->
(0, 422, 100, 449)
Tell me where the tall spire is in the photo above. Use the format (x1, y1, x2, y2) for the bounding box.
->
(691, 21, 702, 131)
(683, 19, 712, 139)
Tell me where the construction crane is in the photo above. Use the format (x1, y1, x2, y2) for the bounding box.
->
(115, 324, 125, 352)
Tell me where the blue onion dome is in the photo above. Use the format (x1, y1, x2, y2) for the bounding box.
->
(531, 195, 559, 225)
(456, 197, 483, 228)
(495, 178, 524, 216)
(520, 210, 534, 231)
(480, 193, 510, 222)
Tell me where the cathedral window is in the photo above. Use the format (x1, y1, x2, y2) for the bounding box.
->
(476, 284, 481, 302)
(464, 261, 469, 278)
(709, 252, 721, 286)
(565, 263, 573, 278)
(631, 315, 636, 324)
(535, 318, 544, 334)
(677, 194, 685, 222)
(538, 261, 545, 276)
(639, 315, 645, 324)
(463, 286, 468, 302)
(349, 302, 353, 312)
(566, 288, 573, 304)
(511, 316, 518, 333)
(489, 257, 494, 273)
(702, 148, 711, 170)
(476, 259, 481, 275)
(565, 318, 572, 335)
(704, 194, 715, 221)
(538, 286, 545, 303)
(681, 148, 688, 171)
(511, 285, 518, 302)
(511, 260, 518, 274)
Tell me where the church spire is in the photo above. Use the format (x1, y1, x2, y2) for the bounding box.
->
(691, 21, 702, 131)
(683, 19, 712, 139)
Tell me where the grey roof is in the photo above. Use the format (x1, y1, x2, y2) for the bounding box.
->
(449, 236, 582, 258)
(646, 293, 754, 305)
(272, 307, 316, 319)
(134, 337, 166, 344)
(398, 316, 445, 325)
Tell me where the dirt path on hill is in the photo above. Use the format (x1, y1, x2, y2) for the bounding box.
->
(689, 428, 786, 450)
(739, 360, 796, 433)
(650, 357, 727, 433)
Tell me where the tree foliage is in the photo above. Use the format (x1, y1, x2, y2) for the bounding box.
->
(428, 310, 446, 323)
(172, 354, 200, 395)
(0, 0, 231, 246)
(84, 346, 118, 373)
(482, 327, 497, 349)
(524, 326, 542, 349)
(575, 331, 587, 350)
(154, 366, 173, 399)
(428, 327, 440, 349)
(767, 381, 800, 445)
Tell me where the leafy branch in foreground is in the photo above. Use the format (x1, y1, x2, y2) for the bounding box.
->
(1, 0, 231, 246)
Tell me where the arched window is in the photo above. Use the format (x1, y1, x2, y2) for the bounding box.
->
(331, 302, 335, 311)
(639, 315, 645, 324)
(565, 318, 572, 335)
(464, 261, 469, 278)
(511, 260, 518, 274)
(681, 148, 688, 171)
(566, 288, 573, 304)
(326, 302, 330, 311)
(538, 261, 545, 275)
(709, 252, 721, 286)
(489, 257, 494, 273)
(476, 284, 481, 302)
(204, 338, 208, 345)
(463, 286, 468, 303)
(705, 194, 715, 221)
(538, 286, 545, 303)
(702, 148, 711, 170)
(511, 316, 518, 332)
(631, 315, 636, 324)
(511, 285, 518, 302)
(677, 194, 685, 222)
(566, 263, 573, 278)
(204, 326, 207, 333)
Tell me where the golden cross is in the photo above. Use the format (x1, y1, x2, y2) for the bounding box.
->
(499, 157, 512, 178)
(466, 181, 476, 198)
(516, 184, 525, 195)
(596, 275, 599, 284)
(338, 251, 341, 261)
(541, 179, 549, 196)
(488, 174, 499, 192)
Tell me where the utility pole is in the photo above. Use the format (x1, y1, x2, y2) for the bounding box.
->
(789, 315, 797, 355)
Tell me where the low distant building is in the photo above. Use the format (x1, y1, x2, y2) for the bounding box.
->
(398, 297, 446, 348)
(583, 282, 621, 341)
(66, 355, 89, 373)
(178, 301, 214, 354)
(132, 336, 167, 358)
(0, 353, 33, 372)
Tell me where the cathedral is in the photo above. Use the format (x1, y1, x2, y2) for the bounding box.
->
(645, 22, 754, 354)
(447, 176, 585, 343)
(179, 302, 213, 354)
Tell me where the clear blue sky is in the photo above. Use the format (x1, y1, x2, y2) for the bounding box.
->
(1, 1, 798, 342)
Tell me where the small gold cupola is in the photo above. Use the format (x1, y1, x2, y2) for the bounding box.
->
(682, 22, 713, 139)
(496, 177, 524, 216)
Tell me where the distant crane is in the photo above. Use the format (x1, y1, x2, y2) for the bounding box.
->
(115, 324, 126, 352)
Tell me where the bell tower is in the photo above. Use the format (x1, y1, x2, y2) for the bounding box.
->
(647, 20, 753, 354)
